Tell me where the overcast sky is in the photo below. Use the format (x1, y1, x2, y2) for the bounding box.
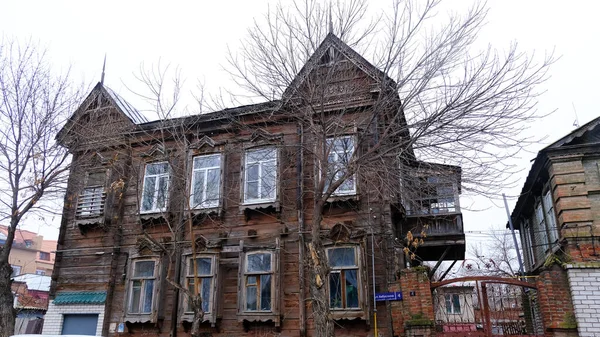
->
(1, 0, 598, 259)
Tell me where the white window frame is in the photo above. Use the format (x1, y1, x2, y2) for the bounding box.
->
(140, 162, 170, 213)
(127, 259, 158, 315)
(190, 154, 222, 209)
(243, 147, 278, 204)
(325, 136, 356, 196)
(242, 251, 274, 313)
(326, 246, 361, 310)
(184, 255, 217, 315)
(542, 189, 558, 244)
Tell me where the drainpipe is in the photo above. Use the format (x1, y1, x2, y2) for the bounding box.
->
(297, 123, 306, 337)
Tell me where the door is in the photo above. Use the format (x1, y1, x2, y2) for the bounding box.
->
(61, 314, 99, 335)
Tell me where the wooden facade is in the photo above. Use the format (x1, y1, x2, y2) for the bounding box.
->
(46, 34, 466, 337)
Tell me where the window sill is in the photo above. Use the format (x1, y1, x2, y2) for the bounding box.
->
(181, 312, 217, 326)
(124, 313, 156, 324)
(237, 312, 280, 326)
(139, 211, 168, 220)
(239, 201, 279, 212)
(326, 193, 358, 202)
(75, 216, 104, 226)
(330, 308, 367, 321)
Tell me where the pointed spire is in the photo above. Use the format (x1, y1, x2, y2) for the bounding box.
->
(100, 54, 107, 85)
(328, 3, 334, 34)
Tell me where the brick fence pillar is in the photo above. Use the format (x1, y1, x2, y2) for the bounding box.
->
(390, 268, 434, 337)
(536, 265, 578, 337)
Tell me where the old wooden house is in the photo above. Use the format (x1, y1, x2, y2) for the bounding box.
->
(43, 33, 465, 337)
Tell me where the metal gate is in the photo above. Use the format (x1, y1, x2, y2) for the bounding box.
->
(431, 277, 544, 337)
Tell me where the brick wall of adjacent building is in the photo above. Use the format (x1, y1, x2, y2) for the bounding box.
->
(42, 301, 105, 336)
(567, 266, 600, 336)
(390, 268, 435, 337)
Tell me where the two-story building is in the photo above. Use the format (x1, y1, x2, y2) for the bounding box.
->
(44, 33, 465, 337)
(510, 115, 600, 335)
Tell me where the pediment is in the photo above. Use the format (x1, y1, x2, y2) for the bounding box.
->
(189, 135, 216, 150)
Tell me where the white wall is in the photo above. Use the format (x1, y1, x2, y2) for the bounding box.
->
(41, 301, 105, 336)
(567, 267, 600, 336)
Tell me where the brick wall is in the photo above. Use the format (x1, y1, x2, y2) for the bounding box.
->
(390, 268, 434, 337)
(42, 301, 105, 336)
(567, 266, 600, 336)
(536, 266, 578, 336)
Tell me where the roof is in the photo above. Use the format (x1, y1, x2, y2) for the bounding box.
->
(0, 225, 41, 246)
(53, 291, 107, 305)
(510, 115, 600, 228)
(12, 274, 51, 292)
(283, 33, 395, 100)
(103, 85, 148, 124)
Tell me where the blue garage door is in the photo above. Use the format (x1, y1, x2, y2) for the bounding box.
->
(62, 314, 98, 335)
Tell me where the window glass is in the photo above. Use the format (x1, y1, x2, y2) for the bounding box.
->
(244, 252, 273, 312)
(186, 257, 214, 313)
(247, 253, 271, 272)
(129, 260, 156, 314)
(327, 247, 360, 309)
(191, 154, 221, 209)
(141, 162, 170, 212)
(244, 148, 277, 203)
(325, 136, 355, 195)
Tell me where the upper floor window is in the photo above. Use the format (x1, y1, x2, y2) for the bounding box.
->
(11, 265, 21, 277)
(327, 246, 360, 309)
(128, 260, 157, 314)
(24, 240, 33, 248)
(185, 256, 215, 314)
(326, 136, 355, 196)
(244, 148, 277, 204)
(39, 252, 51, 261)
(190, 154, 221, 209)
(243, 252, 273, 312)
(35, 269, 46, 275)
(542, 190, 558, 243)
(445, 293, 461, 314)
(141, 162, 170, 213)
(76, 171, 106, 218)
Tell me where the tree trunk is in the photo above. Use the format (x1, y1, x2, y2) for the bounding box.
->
(0, 261, 16, 337)
(308, 206, 334, 337)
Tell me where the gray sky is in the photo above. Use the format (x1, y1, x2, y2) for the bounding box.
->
(1, 0, 598, 254)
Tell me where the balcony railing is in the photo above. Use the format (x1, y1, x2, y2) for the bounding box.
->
(76, 187, 105, 218)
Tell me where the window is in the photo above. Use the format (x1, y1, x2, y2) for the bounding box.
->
(141, 162, 170, 213)
(36, 269, 46, 275)
(39, 252, 51, 261)
(128, 260, 157, 314)
(243, 252, 273, 312)
(244, 148, 277, 203)
(326, 136, 355, 196)
(76, 171, 106, 218)
(190, 154, 221, 209)
(542, 190, 558, 244)
(327, 247, 360, 309)
(11, 265, 21, 277)
(185, 256, 215, 313)
(445, 293, 461, 314)
(24, 240, 33, 248)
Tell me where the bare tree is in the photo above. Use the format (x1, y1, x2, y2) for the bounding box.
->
(465, 230, 521, 277)
(0, 39, 83, 336)
(224, 0, 554, 336)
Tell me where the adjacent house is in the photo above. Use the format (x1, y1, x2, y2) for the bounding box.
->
(510, 115, 600, 334)
(12, 274, 52, 334)
(44, 33, 466, 337)
(0, 226, 57, 276)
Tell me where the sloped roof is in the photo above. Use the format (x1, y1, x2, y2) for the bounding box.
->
(282, 33, 395, 100)
(103, 85, 148, 124)
(510, 115, 600, 227)
(12, 274, 51, 292)
(53, 291, 107, 305)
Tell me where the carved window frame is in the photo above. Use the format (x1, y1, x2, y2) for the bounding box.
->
(189, 153, 223, 211)
(123, 254, 165, 323)
(242, 146, 279, 205)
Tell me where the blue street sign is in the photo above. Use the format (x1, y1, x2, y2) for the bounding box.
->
(375, 291, 403, 301)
